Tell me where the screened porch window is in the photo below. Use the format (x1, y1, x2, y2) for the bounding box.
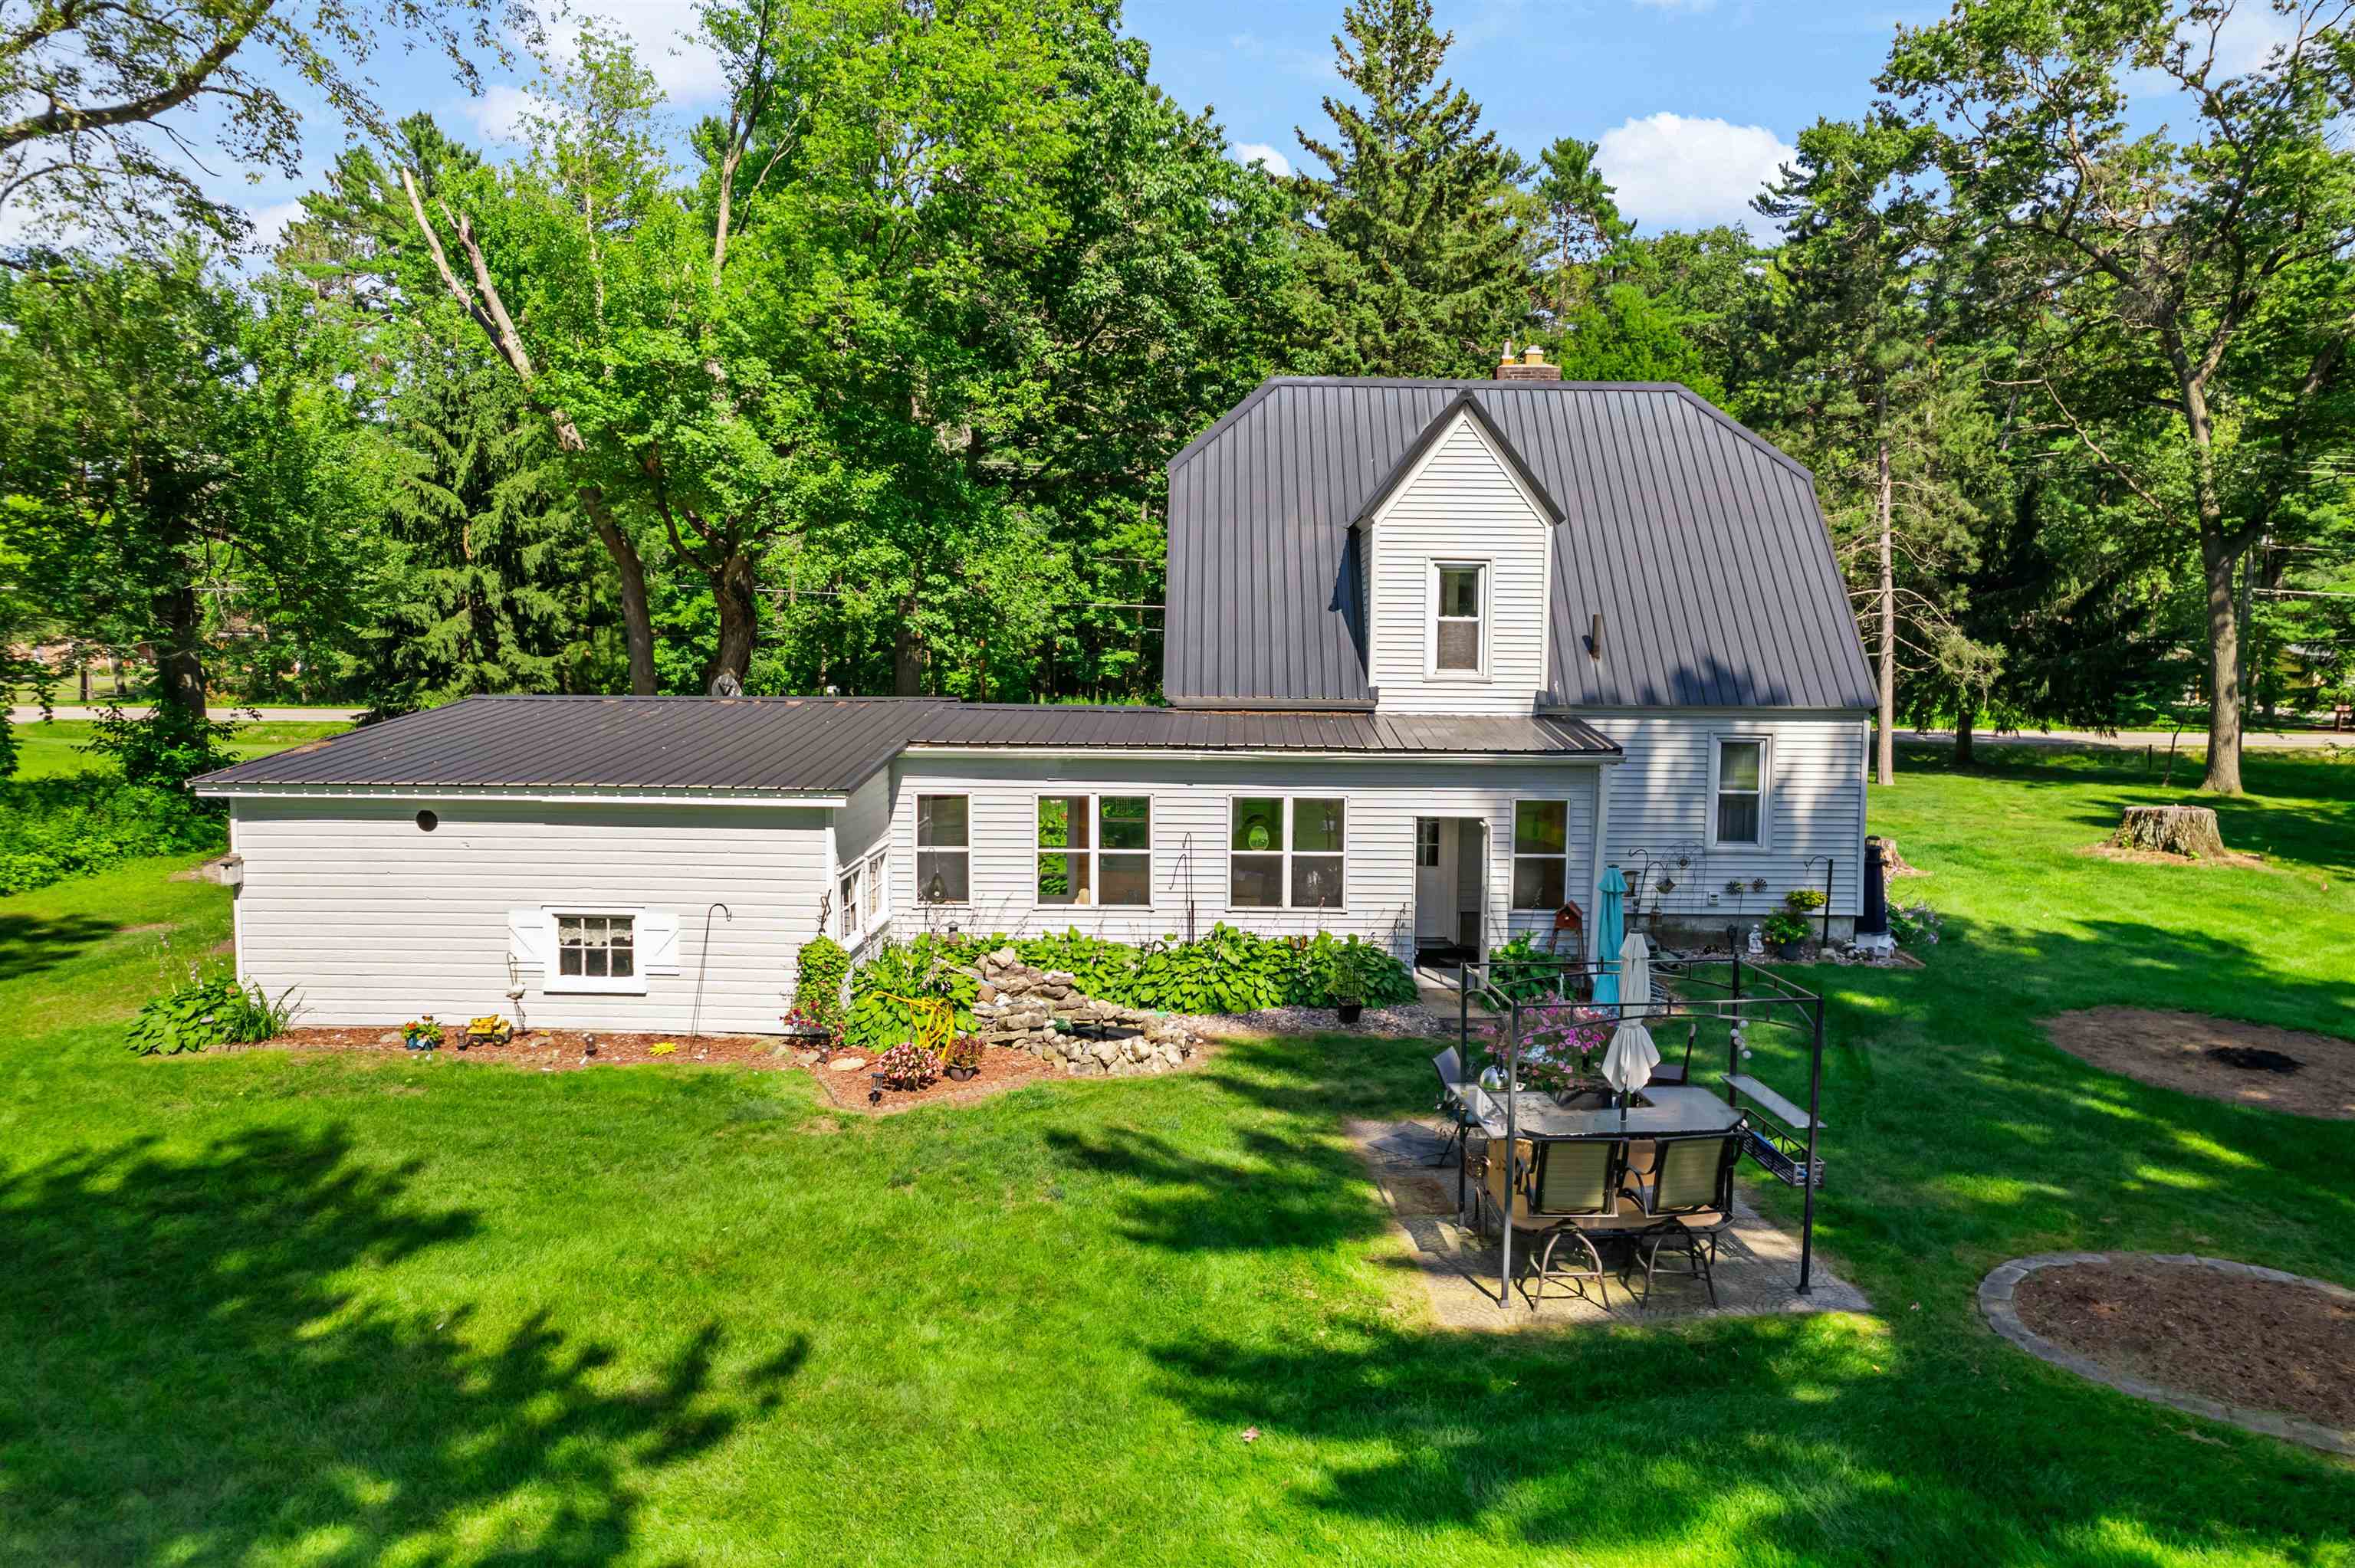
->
(1511, 800, 1568, 910)
(1230, 797, 1345, 909)
(1037, 795, 1151, 907)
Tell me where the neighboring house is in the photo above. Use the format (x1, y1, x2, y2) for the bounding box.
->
(195, 349, 1874, 1032)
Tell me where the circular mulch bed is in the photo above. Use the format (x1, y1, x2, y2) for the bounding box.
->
(1979, 1253, 2355, 1456)
(2043, 1008, 2355, 1119)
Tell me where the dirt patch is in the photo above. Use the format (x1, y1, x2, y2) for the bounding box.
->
(2077, 842, 2268, 870)
(2015, 1258, 2355, 1432)
(803, 1045, 1057, 1117)
(2044, 1008, 2355, 1119)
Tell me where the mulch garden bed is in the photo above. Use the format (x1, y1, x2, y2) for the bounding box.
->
(801, 1045, 1059, 1117)
(2015, 1256, 2355, 1432)
(216, 1025, 1069, 1114)
(2044, 1007, 2355, 1119)
(225, 1027, 796, 1071)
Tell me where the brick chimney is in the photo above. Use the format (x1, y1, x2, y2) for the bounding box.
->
(1495, 343, 1562, 382)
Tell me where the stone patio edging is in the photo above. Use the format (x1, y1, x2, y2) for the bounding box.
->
(1977, 1251, 2355, 1458)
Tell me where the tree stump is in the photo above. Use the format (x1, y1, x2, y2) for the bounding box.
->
(2109, 805, 2227, 859)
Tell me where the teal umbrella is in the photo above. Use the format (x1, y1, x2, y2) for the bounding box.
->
(1591, 865, 1627, 1006)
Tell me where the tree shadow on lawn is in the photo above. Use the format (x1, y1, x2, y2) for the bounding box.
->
(0, 1126, 805, 1566)
(1143, 1311, 2355, 1563)
(0, 910, 133, 981)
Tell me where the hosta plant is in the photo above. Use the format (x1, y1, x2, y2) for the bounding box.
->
(126, 970, 295, 1056)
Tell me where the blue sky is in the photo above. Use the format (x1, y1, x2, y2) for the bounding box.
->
(113, 0, 2311, 253)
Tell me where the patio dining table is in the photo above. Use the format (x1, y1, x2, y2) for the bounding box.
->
(1465, 1083, 1745, 1143)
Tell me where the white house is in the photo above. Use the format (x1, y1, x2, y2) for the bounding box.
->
(196, 351, 1874, 1033)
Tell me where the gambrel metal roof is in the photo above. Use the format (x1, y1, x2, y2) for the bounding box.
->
(1164, 378, 1876, 711)
(193, 696, 1616, 797)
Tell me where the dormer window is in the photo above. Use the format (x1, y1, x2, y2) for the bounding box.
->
(1433, 563, 1485, 674)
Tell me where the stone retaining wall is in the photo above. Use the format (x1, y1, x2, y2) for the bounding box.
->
(968, 947, 1199, 1077)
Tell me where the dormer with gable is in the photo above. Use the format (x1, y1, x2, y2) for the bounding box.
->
(1354, 385, 1565, 715)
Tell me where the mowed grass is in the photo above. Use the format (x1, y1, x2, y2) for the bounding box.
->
(1, 743, 2351, 1565)
(6, 717, 354, 781)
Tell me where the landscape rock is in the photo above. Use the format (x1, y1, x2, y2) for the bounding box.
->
(829, 1057, 867, 1072)
(933, 953, 1200, 1074)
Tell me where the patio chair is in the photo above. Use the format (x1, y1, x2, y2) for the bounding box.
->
(1647, 1020, 1700, 1086)
(1620, 1131, 1742, 1308)
(1486, 1137, 1633, 1311)
(1430, 1047, 1483, 1169)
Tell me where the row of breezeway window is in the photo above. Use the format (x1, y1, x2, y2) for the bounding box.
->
(905, 793, 1585, 917)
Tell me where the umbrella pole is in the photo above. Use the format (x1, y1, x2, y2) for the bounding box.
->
(1501, 996, 1517, 1312)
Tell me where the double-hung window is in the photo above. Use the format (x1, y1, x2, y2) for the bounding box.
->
(838, 859, 864, 940)
(1037, 794, 1151, 907)
(556, 914, 635, 984)
(1510, 800, 1569, 910)
(916, 795, 970, 904)
(1230, 797, 1346, 909)
(1433, 563, 1485, 674)
(1713, 737, 1768, 847)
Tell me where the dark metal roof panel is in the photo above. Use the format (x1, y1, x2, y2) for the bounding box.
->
(1164, 378, 1876, 710)
(193, 697, 1620, 795)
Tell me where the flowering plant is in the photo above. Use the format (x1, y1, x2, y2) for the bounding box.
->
(875, 1041, 939, 1091)
(1474, 1001, 1612, 1091)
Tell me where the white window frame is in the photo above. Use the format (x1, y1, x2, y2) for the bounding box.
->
(1032, 792, 1154, 909)
(1415, 819, 1440, 869)
(865, 848, 888, 931)
(915, 793, 971, 907)
(1226, 795, 1349, 912)
(837, 858, 865, 943)
(544, 907, 648, 995)
(1708, 735, 1772, 850)
(1426, 558, 1491, 681)
(1509, 798, 1572, 911)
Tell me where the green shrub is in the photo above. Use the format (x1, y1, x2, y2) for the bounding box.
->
(126, 967, 295, 1055)
(82, 704, 244, 794)
(847, 933, 977, 1053)
(1479, 931, 1580, 1005)
(0, 778, 226, 894)
(794, 936, 851, 1029)
(846, 924, 1417, 1040)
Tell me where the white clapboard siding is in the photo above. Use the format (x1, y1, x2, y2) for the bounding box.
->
(887, 753, 1601, 961)
(1367, 409, 1552, 714)
(231, 798, 829, 1032)
(1588, 711, 1869, 915)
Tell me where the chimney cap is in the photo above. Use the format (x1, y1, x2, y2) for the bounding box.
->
(1495, 343, 1563, 382)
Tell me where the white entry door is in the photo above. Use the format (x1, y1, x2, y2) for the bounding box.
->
(1414, 819, 1457, 942)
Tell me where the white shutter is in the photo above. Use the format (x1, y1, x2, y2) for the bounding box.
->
(639, 910, 682, 976)
(507, 909, 553, 969)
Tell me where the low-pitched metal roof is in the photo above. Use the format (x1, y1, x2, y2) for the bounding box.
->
(1164, 378, 1876, 711)
(192, 695, 1617, 796)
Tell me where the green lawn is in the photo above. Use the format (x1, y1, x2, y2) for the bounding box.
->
(2, 745, 2350, 1565)
(6, 718, 353, 779)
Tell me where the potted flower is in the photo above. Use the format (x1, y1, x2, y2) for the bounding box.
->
(402, 1015, 443, 1051)
(1331, 938, 1375, 1026)
(1764, 888, 1823, 959)
(941, 1035, 983, 1082)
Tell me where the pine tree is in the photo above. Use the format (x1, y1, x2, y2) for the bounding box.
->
(1292, 0, 1532, 377)
(353, 353, 616, 713)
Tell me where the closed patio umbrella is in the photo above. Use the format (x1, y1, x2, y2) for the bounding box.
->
(1591, 866, 1627, 1007)
(1601, 932, 1660, 1103)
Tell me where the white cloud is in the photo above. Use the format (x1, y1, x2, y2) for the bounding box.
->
(1230, 142, 1292, 179)
(544, 2, 728, 103)
(1593, 112, 1795, 231)
(461, 83, 553, 144)
(245, 200, 308, 250)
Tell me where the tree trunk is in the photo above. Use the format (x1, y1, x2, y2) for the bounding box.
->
(1954, 698, 1976, 766)
(2199, 530, 2244, 795)
(2109, 805, 2227, 859)
(892, 596, 923, 696)
(578, 487, 656, 696)
(1875, 433, 1895, 787)
(703, 549, 758, 694)
(151, 581, 207, 720)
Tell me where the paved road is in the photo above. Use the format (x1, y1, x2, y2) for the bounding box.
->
(8, 705, 363, 723)
(1895, 727, 2350, 751)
